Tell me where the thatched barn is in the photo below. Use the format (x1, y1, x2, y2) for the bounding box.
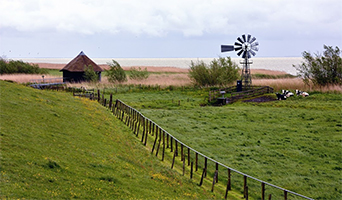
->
(60, 51, 103, 82)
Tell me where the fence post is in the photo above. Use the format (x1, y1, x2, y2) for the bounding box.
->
(204, 157, 207, 178)
(190, 161, 193, 179)
(155, 128, 161, 157)
(151, 128, 158, 154)
(144, 122, 148, 146)
(262, 182, 265, 200)
(175, 141, 178, 156)
(167, 134, 169, 148)
(182, 155, 185, 176)
(181, 144, 184, 161)
(152, 122, 155, 136)
(195, 153, 198, 172)
(199, 167, 206, 186)
(170, 137, 173, 152)
(162, 131, 165, 161)
(109, 93, 113, 109)
(211, 170, 218, 192)
(244, 175, 247, 199)
(216, 163, 219, 183)
(171, 148, 177, 169)
(141, 119, 145, 142)
(97, 90, 100, 102)
(188, 148, 190, 166)
(228, 168, 231, 190)
(284, 190, 287, 200)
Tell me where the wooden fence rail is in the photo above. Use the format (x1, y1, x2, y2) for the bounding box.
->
(77, 89, 313, 200)
(209, 86, 274, 104)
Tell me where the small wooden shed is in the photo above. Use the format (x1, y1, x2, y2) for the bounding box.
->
(60, 51, 103, 82)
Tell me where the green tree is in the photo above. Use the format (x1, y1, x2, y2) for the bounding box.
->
(188, 57, 239, 87)
(128, 67, 149, 81)
(294, 45, 342, 86)
(83, 65, 99, 82)
(106, 60, 127, 83)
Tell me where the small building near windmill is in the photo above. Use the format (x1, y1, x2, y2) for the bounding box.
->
(60, 51, 103, 82)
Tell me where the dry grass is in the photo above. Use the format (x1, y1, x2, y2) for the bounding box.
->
(0, 74, 61, 83)
(253, 78, 342, 93)
(2, 64, 341, 93)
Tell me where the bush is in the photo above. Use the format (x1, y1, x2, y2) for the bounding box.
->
(294, 45, 342, 86)
(128, 67, 149, 81)
(83, 65, 99, 82)
(106, 60, 127, 83)
(0, 58, 48, 74)
(188, 57, 239, 87)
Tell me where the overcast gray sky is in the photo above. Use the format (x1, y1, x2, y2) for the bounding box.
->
(1, 0, 341, 58)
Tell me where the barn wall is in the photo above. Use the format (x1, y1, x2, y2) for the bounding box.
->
(62, 71, 102, 82)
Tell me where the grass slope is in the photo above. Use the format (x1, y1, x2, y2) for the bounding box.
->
(108, 88, 342, 200)
(0, 81, 220, 199)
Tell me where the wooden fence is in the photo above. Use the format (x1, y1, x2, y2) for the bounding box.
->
(209, 86, 274, 104)
(75, 90, 314, 200)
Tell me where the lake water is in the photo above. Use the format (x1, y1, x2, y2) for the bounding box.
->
(18, 57, 303, 75)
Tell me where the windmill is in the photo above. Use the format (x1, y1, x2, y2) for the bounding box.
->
(221, 34, 259, 90)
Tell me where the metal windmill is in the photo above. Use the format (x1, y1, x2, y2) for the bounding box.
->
(221, 34, 259, 89)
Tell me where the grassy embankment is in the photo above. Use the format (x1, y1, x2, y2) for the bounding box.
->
(102, 86, 342, 200)
(0, 81, 233, 199)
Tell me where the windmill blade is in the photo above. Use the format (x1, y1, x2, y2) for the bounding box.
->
(237, 49, 244, 56)
(251, 46, 259, 51)
(251, 42, 259, 47)
(221, 45, 234, 52)
(250, 50, 256, 56)
(250, 37, 256, 43)
(247, 34, 251, 43)
(234, 46, 242, 51)
(246, 51, 251, 59)
(234, 42, 242, 46)
(242, 34, 246, 42)
(237, 37, 244, 44)
(242, 51, 247, 59)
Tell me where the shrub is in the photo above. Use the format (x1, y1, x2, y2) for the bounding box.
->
(0, 58, 48, 74)
(128, 67, 149, 80)
(106, 60, 127, 83)
(83, 65, 99, 82)
(294, 45, 342, 86)
(188, 57, 239, 87)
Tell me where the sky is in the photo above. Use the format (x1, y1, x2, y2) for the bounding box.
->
(0, 0, 341, 59)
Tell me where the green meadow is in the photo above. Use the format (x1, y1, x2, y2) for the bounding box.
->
(105, 86, 342, 200)
(0, 81, 228, 199)
(1, 81, 341, 199)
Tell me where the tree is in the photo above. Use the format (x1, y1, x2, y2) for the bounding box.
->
(106, 60, 127, 83)
(188, 57, 239, 87)
(129, 67, 149, 81)
(83, 65, 99, 82)
(294, 45, 342, 86)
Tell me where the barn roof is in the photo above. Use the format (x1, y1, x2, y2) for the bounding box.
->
(60, 51, 103, 72)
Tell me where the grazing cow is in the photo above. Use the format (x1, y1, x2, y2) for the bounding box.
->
(296, 89, 309, 97)
(276, 93, 287, 100)
(282, 89, 294, 97)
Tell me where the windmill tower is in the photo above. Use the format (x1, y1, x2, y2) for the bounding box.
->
(221, 34, 259, 90)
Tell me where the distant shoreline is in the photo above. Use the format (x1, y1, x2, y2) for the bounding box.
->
(12, 57, 302, 75)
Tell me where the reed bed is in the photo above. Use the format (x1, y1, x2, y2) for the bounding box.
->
(1, 71, 341, 93)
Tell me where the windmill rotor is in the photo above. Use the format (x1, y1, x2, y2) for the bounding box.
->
(221, 34, 259, 59)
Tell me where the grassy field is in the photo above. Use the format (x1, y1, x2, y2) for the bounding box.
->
(104, 86, 342, 200)
(0, 81, 235, 199)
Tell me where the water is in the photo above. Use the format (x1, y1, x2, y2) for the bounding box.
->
(17, 57, 303, 75)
